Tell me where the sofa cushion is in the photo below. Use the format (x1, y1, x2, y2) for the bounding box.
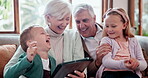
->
(0, 34, 20, 48)
(142, 48, 148, 78)
(0, 44, 17, 78)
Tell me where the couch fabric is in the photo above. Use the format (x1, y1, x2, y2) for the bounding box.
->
(0, 44, 17, 78)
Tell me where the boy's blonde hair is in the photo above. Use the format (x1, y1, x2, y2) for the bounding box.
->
(102, 8, 134, 38)
(20, 26, 36, 52)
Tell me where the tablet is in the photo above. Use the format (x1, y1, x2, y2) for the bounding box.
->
(51, 58, 93, 78)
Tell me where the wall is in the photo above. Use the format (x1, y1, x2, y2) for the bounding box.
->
(113, 0, 128, 13)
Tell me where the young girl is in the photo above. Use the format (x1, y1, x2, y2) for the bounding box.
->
(96, 8, 147, 78)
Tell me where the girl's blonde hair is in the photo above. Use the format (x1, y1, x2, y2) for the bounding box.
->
(102, 8, 134, 38)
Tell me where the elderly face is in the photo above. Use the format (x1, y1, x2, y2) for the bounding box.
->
(74, 10, 96, 37)
(48, 14, 71, 34)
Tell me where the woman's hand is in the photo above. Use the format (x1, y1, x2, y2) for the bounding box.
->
(65, 70, 85, 78)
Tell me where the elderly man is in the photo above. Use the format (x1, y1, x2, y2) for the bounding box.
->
(73, 4, 111, 77)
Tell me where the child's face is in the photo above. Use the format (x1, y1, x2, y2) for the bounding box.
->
(31, 27, 50, 52)
(104, 15, 126, 39)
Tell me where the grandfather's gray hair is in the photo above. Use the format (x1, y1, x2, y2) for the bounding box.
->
(73, 3, 95, 18)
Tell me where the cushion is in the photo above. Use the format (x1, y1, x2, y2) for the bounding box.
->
(141, 48, 148, 78)
(0, 44, 17, 78)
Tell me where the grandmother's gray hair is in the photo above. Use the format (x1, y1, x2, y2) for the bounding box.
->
(44, 0, 71, 24)
(73, 3, 95, 18)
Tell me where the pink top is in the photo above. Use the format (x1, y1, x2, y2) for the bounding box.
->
(104, 39, 130, 71)
(96, 37, 147, 78)
(114, 40, 130, 60)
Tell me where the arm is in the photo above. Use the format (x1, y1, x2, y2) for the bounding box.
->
(102, 52, 129, 70)
(72, 31, 85, 78)
(3, 46, 25, 76)
(86, 60, 99, 77)
(96, 43, 112, 67)
(87, 44, 111, 77)
(4, 54, 33, 78)
(65, 30, 85, 78)
(73, 31, 84, 60)
(119, 38, 147, 71)
(4, 41, 37, 78)
(100, 37, 129, 70)
(133, 38, 147, 71)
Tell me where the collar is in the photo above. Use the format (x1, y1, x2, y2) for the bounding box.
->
(45, 26, 64, 37)
(81, 23, 102, 40)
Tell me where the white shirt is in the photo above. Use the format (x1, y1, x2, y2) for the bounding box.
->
(41, 58, 50, 71)
(82, 24, 102, 59)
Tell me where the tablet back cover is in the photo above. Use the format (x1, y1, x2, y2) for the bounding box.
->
(51, 58, 93, 78)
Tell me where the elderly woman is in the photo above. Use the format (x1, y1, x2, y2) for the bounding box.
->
(43, 0, 84, 65)
(4, 0, 84, 78)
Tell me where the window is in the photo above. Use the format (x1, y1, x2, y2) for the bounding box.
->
(19, 0, 51, 32)
(20, 0, 102, 30)
(135, 0, 148, 36)
(0, 0, 14, 32)
(0, 0, 102, 33)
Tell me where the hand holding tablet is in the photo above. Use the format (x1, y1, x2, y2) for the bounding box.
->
(51, 58, 93, 78)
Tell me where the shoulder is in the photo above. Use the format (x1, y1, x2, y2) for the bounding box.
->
(49, 55, 55, 62)
(101, 37, 112, 42)
(44, 26, 49, 32)
(100, 37, 114, 45)
(64, 29, 80, 38)
(128, 37, 139, 44)
(64, 29, 78, 35)
(101, 36, 110, 40)
(19, 53, 26, 59)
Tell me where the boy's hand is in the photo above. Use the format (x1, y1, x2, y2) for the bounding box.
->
(124, 58, 139, 70)
(27, 41, 37, 62)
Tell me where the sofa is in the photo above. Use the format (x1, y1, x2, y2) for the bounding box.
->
(0, 34, 19, 78)
(0, 34, 148, 78)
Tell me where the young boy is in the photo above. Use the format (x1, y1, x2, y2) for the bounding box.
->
(4, 25, 56, 78)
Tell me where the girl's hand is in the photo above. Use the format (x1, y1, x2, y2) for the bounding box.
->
(65, 70, 85, 78)
(124, 58, 139, 70)
(27, 41, 37, 62)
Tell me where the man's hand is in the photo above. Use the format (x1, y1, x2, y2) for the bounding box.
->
(65, 70, 85, 78)
(95, 43, 111, 67)
(27, 41, 37, 62)
(124, 58, 139, 70)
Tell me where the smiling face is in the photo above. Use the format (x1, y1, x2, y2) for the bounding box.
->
(74, 10, 97, 37)
(31, 27, 51, 52)
(48, 14, 71, 34)
(104, 15, 126, 39)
